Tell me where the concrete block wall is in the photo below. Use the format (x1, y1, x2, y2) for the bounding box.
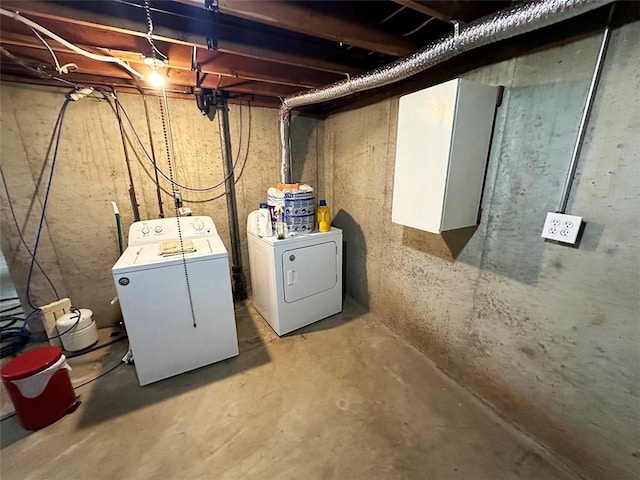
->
(0, 84, 320, 326)
(322, 22, 639, 480)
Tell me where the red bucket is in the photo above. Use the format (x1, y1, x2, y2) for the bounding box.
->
(1, 346, 76, 430)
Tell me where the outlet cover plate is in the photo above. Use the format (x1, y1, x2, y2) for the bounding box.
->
(541, 212, 582, 244)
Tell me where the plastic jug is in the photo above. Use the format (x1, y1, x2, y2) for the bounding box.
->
(257, 203, 272, 237)
(317, 200, 331, 232)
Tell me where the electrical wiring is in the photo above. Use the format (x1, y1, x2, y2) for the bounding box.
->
(33, 307, 81, 342)
(1, 314, 30, 358)
(0, 97, 71, 357)
(177, 100, 252, 204)
(24, 99, 70, 311)
(0, 8, 144, 79)
(0, 46, 79, 89)
(1, 304, 22, 315)
(91, 87, 250, 197)
(31, 28, 77, 75)
(144, 0, 168, 61)
(114, 98, 247, 193)
(65, 334, 126, 360)
(0, 316, 21, 330)
(0, 165, 60, 300)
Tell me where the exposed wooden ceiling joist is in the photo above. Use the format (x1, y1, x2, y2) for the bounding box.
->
(1, 0, 626, 114)
(1, 1, 369, 75)
(393, 1, 514, 24)
(0, 28, 342, 89)
(391, 0, 452, 22)
(0, 43, 301, 99)
(0, 69, 282, 107)
(178, 0, 417, 57)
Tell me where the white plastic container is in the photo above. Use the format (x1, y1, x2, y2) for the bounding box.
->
(283, 190, 315, 233)
(55, 309, 98, 352)
(257, 203, 272, 237)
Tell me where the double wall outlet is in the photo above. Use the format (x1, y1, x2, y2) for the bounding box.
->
(541, 212, 582, 244)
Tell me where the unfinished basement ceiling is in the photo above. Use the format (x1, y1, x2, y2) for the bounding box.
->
(0, 1, 629, 114)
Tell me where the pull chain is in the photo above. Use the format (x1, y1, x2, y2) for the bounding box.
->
(158, 85, 197, 329)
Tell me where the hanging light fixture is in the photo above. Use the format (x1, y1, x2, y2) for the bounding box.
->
(143, 56, 167, 87)
(143, 0, 168, 88)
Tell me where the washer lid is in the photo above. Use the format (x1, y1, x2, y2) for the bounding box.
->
(1, 346, 62, 380)
(113, 236, 228, 274)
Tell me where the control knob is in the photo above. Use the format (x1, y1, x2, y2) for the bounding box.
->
(193, 220, 205, 231)
(141, 226, 150, 235)
(155, 226, 163, 233)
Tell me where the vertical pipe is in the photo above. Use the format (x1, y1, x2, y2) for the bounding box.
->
(217, 94, 247, 300)
(558, 5, 614, 213)
(140, 91, 164, 218)
(113, 91, 140, 221)
(280, 111, 291, 183)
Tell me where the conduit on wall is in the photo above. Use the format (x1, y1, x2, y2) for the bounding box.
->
(278, 0, 614, 183)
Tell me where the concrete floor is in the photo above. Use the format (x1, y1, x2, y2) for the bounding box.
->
(1, 300, 578, 480)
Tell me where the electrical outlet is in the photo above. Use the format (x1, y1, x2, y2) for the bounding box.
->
(541, 212, 582, 244)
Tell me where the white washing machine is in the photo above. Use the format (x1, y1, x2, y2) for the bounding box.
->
(248, 225, 342, 336)
(112, 216, 238, 386)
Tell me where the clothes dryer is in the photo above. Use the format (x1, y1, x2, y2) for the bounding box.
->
(248, 225, 342, 336)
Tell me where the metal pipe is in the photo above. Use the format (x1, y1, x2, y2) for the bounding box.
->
(280, 109, 291, 183)
(278, 0, 613, 183)
(558, 4, 614, 213)
(140, 91, 165, 218)
(113, 90, 141, 221)
(217, 95, 247, 301)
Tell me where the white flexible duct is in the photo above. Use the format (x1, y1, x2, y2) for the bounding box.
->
(0, 8, 145, 79)
(279, 0, 613, 183)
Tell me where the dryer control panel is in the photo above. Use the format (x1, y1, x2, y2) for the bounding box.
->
(127, 216, 218, 246)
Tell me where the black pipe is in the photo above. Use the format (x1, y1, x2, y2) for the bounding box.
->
(216, 94, 247, 301)
(140, 90, 165, 218)
(113, 90, 141, 222)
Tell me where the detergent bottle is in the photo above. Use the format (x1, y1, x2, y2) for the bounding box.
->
(257, 203, 272, 237)
(317, 200, 331, 232)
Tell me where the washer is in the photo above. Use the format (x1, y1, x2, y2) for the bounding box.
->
(112, 216, 238, 386)
(248, 225, 342, 336)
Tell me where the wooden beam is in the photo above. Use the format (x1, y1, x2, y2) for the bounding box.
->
(0, 69, 284, 108)
(1, 1, 366, 74)
(178, 0, 416, 56)
(0, 44, 302, 99)
(0, 26, 343, 89)
(392, 0, 452, 22)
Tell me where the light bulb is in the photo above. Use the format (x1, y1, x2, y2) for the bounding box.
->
(148, 70, 165, 87)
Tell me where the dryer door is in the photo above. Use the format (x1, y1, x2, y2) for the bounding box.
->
(282, 241, 338, 303)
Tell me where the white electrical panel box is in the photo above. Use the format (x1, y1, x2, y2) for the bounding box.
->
(392, 79, 498, 233)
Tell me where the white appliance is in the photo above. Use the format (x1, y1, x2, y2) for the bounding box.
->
(112, 216, 238, 386)
(247, 223, 342, 336)
(392, 78, 498, 233)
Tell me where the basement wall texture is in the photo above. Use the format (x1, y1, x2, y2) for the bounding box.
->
(0, 84, 320, 326)
(322, 22, 639, 480)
